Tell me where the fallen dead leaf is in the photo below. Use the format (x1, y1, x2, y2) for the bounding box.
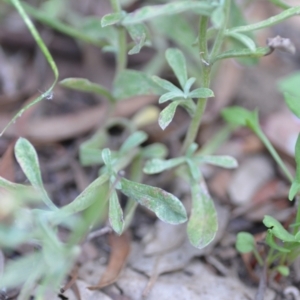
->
(0, 95, 157, 143)
(88, 232, 131, 290)
(0, 141, 15, 181)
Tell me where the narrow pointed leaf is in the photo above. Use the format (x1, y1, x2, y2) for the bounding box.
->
(152, 76, 183, 94)
(289, 133, 300, 200)
(184, 77, 196, 95)
(143, 157, 185, 174)
(187, 183, 218, 249)
(61, 173, 109, 216)
(166, 48, 188, 89)
(188, 88, 214, 99)
(142, 143, 168, 159)
(120, 131, 148, 153)
(121, 2, 214, 25)
(222, 106, 257, 128)
(101, 12, 125, 27)
(60, 78, 115, 103)
(126, 24, 148, 55)
(120, 178, 187, 224)
(282, 92, 300, 119)
(227, 32, 256, 51)
(14, 138, 57, 210)
(109, 190, 124, 235)
(194, 155, 238, 169)
(114, 70, 163, 99)
(263, 215, 295, 242)
(186, 158, 201, 181)
(159, 91, 182, 104)
(158, 101, 181, 130)
(102, 148, 112, 167)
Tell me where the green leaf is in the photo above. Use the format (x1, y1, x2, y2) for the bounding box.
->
(222, 106, 257, 128)
(143, 157, 186, 174)
(102, 148, 112, 167)
(186, 143, 198, 157)
(263, 215, 296, 242)
(194, 155, 238, 169)
(183, 77, 196, 95)
(276, 265, 290, 276)
(152, 76, 183, 94)
(236, 232, 255, 253)
(120, 178, 187, 224)
(186, 158, 201, 181)
(265, 232, 291, 253)
(109, 190, 124, 235)
(101, 12, 125, 27)
(188, 88, 214, 99)
(60, 173, 109, 216)
(187, 183, 218, 249)
(289, 133, 300, 200)
(121, 2, 214, 25)
(142, 143, 168, 159)
(159, 91, 183, 104)
(14, 138, 57, 211)
(165, 48, 188, 89)
(211, 5, 225, 29)
(282, 92, 300, 119)
(120, 131, 148, 153)
(227, 32, 256, 51)
(126, 24, 149, 55)
(113, 70, 163, 100)
(59, 78, 115, 103)
(79, 129, 108, 166)
(158, 101, 181, 130)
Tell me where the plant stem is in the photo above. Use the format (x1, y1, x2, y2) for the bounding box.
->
(181, 16, 210, 154)
(110, 0, 127, 72)
(255, 129, 293, 183)
(226, 6, 300, 34)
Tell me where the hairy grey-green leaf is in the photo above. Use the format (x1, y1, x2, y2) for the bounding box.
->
(113, 70, 163, 99)
(60, 78, 115, 102)
(14, 138, 57, 210)
(227, 32, 256, 51)
(109, 190, 124, 235)
(101, 12, 125, 27)
(120, 178, 187, 224)
(187, 183, 218, 249)
(122, 2, 214, 25)
(142, 143, 168, 159)
(126, 24, 148, 55)
(152, 76, 183, 93)
(120, 131, 148, 154)
(159, 91, 183, 104)
(143, 157, 186, 174)
(194, 155, 238, 169)
(158, 101, 181, 130)
(166, 48, 188, 89)
(183, 77, 196, 95)
(61, 174, 109, 216)
(188, 88, 214, 99)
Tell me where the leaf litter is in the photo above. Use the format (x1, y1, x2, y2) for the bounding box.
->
(1, 0, 300, 299)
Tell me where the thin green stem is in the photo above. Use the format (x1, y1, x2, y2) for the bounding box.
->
(110, 0, 127, 72)
(210, 0, 231, 61)
(181, 17, 210, 154)
(253, 247, 264, 266)
(293, 196, 300, 235)
(255, 129, 293, 183)
(226, 6, 300, 34)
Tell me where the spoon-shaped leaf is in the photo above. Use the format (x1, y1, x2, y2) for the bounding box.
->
(236, 232, 255, 253)
(120, 178, 187, 224)
(143, 157, 186, 174)
(194, 155, 238, 169)
(158, 101, 181, 130)
(14, 138, 57, 210)
(187, 182, 218, 249)
(166, 48, 188, 89)
(188, 88, 214, 99)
